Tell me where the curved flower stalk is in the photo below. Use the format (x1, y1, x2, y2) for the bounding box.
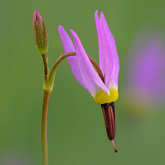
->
(58, 10, 119, 152)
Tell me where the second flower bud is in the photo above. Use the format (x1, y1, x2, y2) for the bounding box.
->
(33, 9, 48, 55)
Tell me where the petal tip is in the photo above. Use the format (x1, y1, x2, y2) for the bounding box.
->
(95, 10, 98, 15)
(70, 29, 77, 39)
(100, 11, 104, 18)
(69, 29, 74, 33)
(58, 25, 64, 32)
(95, 10, 99, 20)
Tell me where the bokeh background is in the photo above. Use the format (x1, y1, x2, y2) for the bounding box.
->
(0, 0, 165, 164)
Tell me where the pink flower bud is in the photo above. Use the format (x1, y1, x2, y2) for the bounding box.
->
(33, 9, 48, 55)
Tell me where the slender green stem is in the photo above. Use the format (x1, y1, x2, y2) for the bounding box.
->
(42, 55, 48, 77)
(42, 90, 51, 165)
(49, 52, 104, 83)
(49, 52, 76, 81)
(40, 52, 104, 165)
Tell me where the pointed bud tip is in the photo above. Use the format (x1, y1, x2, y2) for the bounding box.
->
(33, 9, 41, 17)
(112, 140, 118, 153)
(34, 9, 39, 14)
(33, 9, 42, 23)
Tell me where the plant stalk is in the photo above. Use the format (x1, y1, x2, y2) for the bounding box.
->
(42, 90, 51, 165)
(40, 52, 104, 165)
(42, 55, 48, 77)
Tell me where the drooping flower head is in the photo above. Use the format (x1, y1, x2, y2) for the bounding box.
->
(58, 11, 120, 152)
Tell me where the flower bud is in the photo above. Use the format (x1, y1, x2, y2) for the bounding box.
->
(33, 9, 48, 55)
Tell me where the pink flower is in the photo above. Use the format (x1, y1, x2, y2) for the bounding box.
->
(58, 11, 120, 152)
(58, 11, 119, 105)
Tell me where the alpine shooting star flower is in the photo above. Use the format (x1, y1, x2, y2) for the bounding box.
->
(58, 11, 119, 152)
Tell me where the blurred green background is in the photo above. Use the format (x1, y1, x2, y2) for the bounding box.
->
(0, 0, 165, 164)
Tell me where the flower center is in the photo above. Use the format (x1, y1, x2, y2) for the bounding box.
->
(94, 86, 118, 104)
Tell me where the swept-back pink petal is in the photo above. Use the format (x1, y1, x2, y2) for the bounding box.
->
(97, 12, 113, 88)
(58, 25, 86, 88)
(100, 12, 119, 88)
(70, 30, 110, 96)
(95, 10, 106, 76)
